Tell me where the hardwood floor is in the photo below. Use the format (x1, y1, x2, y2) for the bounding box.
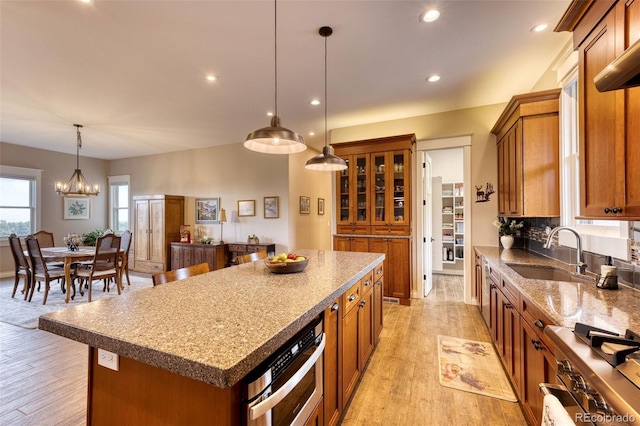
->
(0, 274, 527, 425)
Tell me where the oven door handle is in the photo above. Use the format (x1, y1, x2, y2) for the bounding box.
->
(249, 333, 326, 421)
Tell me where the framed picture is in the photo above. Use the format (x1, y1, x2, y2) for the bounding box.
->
(318, 198, 325, 215)
(299, 196, 310, 214)
(238, 199, 256, 217)
(195, 198, 220, 224)
(264, 196, 279, 219)
(63, 197, 90, 220)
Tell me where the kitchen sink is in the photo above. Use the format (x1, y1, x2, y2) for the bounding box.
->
(505, 263, 595, 284)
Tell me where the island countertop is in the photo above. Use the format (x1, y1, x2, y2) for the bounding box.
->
(39, 249, 384, 389)
(474, 247, 640, 334)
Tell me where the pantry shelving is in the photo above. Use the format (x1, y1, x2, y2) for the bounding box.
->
(441, 182, 464, 263)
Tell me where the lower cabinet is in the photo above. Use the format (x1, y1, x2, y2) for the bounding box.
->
(304, 398, 324, 426)
(326, 265, 381, 425)
(333, 236, 369, 252)
(170, 243, 229, 271)
(368, 237, 411, 304)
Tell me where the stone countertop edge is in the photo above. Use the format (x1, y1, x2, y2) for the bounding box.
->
(474, 246, 640, 335)
(38, 250, 384, 389)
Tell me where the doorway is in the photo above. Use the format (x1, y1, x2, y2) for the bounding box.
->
(415, 136, 472, 303)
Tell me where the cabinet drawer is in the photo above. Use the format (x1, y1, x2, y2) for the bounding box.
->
(371, 225, 410, 236)
(336, 225, 370, 235)
(520, 295, 555, 350)
(228, 244, 246, 252)
(373, 262, 384, 282)
(501, 276, 519, 305)
(246, 245, 264, 253)
(342, 281, 361, 316)
(361, 270, 374, 295)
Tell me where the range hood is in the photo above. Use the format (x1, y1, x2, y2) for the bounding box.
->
(594, 38, 640, 92)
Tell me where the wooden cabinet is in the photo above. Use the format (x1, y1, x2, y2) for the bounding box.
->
(373, 263, 384, 344)
(323, 299, 342, 426)
(358, 275, 375, 366)
(227, 242, 275, 264)
(304, 399, 324, 426)
(368, 237, 411, 304)
(474, 251, 482, 308)
(341, 281, 361, 405)
(133, 195, 184, 273)
(557, 0, 640, 219)
(170, 243, 228, 271)
(491, 89, 561, 217)
(333, 236, 369, 253)
(370, 149, 411, 232)
(336, 153, 370, 233)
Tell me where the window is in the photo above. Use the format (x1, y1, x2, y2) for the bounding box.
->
(0, 166, 41, 238)
(108, 175, 130, 233)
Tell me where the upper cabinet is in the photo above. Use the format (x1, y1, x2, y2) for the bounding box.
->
(556, 0, 640, 219)
(333, 134, 415, 235)
(491, 89, 561, 218)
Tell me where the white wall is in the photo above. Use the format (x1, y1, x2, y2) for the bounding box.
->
(429, 148, 464, 183)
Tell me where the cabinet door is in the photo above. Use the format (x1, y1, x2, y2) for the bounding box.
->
(358, 287, 374, 367)
(342, 305, 360, 404)
(336, 159, 352, 226)
(350, 237, 369, 252)
(134, 200, 150, 262)
(371, 151, 410, 227)
(501, 292, 521, 395)
(520, 319, 557, 425)
(387, 238, 410, 299)
(170, 245, 181, 270)
(373, 274, 383, 344)
(323, 301, 342, 426)
(149, 199, 165, 263)
(497, 138, 508, 215)
(181, 246, 193, 267)
(507, 125, 522, 216)
(368, 238, 389, 297)
(489, 277, 500, 344)
(336, 154, 370, 226)
(371, 152, 388, 226)
(579, 12, 619, 217)
(522, 115, 559, 217)
(333, 236, 351, 252)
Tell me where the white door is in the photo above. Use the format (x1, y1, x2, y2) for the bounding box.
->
(431, 176, 443, 272)
(422, 153, 434, 296)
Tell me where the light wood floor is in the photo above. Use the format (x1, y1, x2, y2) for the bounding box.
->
(0, 274, 527, 425)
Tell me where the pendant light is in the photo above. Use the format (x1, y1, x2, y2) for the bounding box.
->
(55, 124, 100, 196)
(244, 0, 306, 154)
(305, 26, 348, 171)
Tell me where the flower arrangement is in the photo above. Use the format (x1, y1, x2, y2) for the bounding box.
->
(492, 217, 524, 236)
(198, 235, 214, 244)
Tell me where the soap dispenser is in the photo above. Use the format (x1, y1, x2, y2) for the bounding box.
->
(597, 256, 618, 290)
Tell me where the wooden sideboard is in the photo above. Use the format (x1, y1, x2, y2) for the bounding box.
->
(227, 242, 276, 264)
(170, 243, 229, 271)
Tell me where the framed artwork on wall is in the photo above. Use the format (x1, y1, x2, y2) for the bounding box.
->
(238, 200, 256, 217)
(318, 198, 325, 215)
(300, 196, 310, 214)
(195, 198, 220, 224)
(264, 196, 279, 219)
(64, 197, 90, 220)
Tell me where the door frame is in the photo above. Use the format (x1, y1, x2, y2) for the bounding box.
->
(414, 135, 473, 304)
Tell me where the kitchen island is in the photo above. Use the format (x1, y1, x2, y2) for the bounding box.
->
(39, 249, 384, 425)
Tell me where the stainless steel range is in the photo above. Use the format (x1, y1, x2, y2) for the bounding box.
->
(543, 323, 640, 425)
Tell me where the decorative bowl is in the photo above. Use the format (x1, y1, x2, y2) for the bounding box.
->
(264, 257, 309, 274)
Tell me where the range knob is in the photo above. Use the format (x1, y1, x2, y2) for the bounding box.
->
(586, 393, 610, 415)
(556, 359, 572, 374)
(569, 374, 587, 392)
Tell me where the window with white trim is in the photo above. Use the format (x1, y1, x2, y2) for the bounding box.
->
(108, 175, 130, 233)
(0, 166, 41, 238)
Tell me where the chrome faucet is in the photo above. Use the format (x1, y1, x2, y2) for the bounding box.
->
(544, 226, 586, 274)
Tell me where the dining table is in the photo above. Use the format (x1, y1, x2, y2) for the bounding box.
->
(32, 246, 122, 303)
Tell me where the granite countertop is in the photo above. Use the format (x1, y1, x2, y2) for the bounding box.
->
(38, 249, 384, 389)
(475, 247, 640, 334)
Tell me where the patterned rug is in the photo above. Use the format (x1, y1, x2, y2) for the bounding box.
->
(0, 272, 153, 329)
(437, 335, 518, 402)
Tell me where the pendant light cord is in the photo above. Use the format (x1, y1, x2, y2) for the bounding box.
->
(274, 0, 278, 118)
(75, 124, 82, 170)
(324, 33, 328, 148)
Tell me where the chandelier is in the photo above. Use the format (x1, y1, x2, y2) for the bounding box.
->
(55, 124, 100, 196)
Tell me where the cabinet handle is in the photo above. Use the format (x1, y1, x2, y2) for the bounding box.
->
(490, 284, 497, 289)
(534, 319, 545, 329)
(531, 339, 543, 351)
(604, 207, 612, 214)
(348, 294, 357, 302)
(331, 303, 339, 312)
(364, 280, 371, 287)
(359, 301, 366, 307)
(504, 303, 512, 309)
(613, 207, 622, 213)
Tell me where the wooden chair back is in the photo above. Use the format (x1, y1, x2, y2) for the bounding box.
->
(152, 263, 210, 286)
(25, 235, 67, 304)
(119, 230, 133, 285)
(32, 230, 55, 248)
(237, 251, 267, 264)
(8, 234, 31, 299)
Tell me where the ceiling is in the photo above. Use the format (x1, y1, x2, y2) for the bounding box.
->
(0, 0, 572, 160)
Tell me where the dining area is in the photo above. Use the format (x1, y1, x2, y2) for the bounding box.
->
(7, 229, 133, 306)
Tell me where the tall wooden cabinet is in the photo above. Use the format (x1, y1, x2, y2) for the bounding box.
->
(556, 0, 640, 219)
(491, 89, 561, 218)
(133, 195, 184, 273)
(332, 134, 415, 306)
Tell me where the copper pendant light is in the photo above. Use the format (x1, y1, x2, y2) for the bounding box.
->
(305, 26, 347, 171)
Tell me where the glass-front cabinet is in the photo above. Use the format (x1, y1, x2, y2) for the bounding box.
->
(336, 154, 369, 231)
(371, 150, 410, 231)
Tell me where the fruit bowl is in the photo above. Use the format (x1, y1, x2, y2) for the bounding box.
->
(264, 257, 309, 274)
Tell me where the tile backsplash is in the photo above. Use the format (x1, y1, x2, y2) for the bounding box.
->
(508, 217, 640, 290)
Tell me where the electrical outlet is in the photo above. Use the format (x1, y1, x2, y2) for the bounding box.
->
(98, 348, 119, 371)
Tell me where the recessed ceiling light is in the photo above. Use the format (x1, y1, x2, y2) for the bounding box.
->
(206, 75, 217, 82)
(309, 131, 315, 136)
(427, 75, 441, 83)
(310, 99, 320, 106)
(79, 0, 93, 4)
(419, 9, 440, 23)
(267, 111, 274, 117)
(531, 23, 548, 32)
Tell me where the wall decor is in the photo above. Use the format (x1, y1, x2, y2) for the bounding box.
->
(264, 196, 279, 219)
(318, 198, 325, 215)
(475, 182, 495, 203)
(238, 199, 256, 217)
(300, 196, 310, 214)
(63, 197, 90, 220)
(195, 198, 220, 224)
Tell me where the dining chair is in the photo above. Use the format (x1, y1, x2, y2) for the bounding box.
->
(25, 235, 70, 304)
(8, 234, 32, 299)
(119, 230, 132, 287)
(32, 230, 55, 247)
(237, 251, 267, 264)
(152, 263, 210, 286)
(76, 234, 121, 302)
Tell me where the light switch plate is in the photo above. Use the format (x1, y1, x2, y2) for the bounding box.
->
(97, 348, 119, 371)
